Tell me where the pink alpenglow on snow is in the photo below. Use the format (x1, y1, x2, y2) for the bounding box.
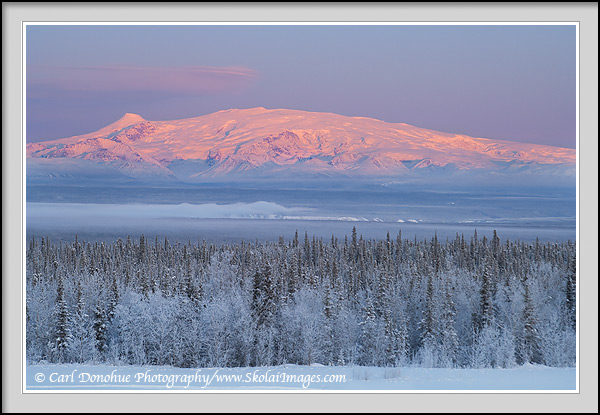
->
(26, 108, 576, 180)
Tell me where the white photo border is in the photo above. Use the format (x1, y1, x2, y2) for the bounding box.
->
(4, 2, 598, 413)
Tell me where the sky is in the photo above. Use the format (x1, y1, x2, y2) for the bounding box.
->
(26, 24, 576, 148)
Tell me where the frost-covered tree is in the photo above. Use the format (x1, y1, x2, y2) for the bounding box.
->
(565, 257, 576, 330)
(25, 230, 575, 369)
(48, 274, 71, 363)
(69, 280, 96, 363)
(472, 255, 496, 337)
(93, 304, 109, 358)
(521, 278, 543, 365)
(419, 273, 438, 349)
(439, 279, 459, 367)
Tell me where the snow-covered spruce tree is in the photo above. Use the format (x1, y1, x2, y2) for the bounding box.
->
(48, 274, 72, 363)
(252, 261, 277, 328)
(521, 276, 544, 365)
(107, 273, 119, 321)
(439, 278, 459, 367)
(565, 256, 576, 330)
(93, 304, 109, 360)
(252, 261, 277, 366)
(182, 244, 202, 302)
(322, 272, 335, 365)
(374, 266, 403, 367)
(68, 280, 96, 363)
(474, 259, 495, 332)
(418, 272, 439, 367)
(469, 256, 498, 367)
(358, 291, 384, 366)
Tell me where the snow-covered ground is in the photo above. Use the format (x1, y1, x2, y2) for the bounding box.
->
(26, 364, 576, 391)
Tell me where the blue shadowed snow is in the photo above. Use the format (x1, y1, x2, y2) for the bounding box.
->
(25, 184, 575, 243)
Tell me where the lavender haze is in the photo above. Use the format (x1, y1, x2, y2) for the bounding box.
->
(26, 25, 576, 148)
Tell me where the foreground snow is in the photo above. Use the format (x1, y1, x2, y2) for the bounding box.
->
(26, 363, 576, 391)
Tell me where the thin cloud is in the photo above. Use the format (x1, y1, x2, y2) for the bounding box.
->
(27, 65, 258, 96)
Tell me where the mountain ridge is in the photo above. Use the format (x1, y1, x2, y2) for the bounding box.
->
(26, 107, 575, 182)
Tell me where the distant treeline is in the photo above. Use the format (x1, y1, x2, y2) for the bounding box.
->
(26, 229, 576, 368)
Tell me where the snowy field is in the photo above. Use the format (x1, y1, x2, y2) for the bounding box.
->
(26, 215, 576, 247)
(26, 183, 575, 243)
(26, 364, 576, 391)
(25, 183, 575, 244)
(26, 184, 575, 225)
(26, 204, 575, 244)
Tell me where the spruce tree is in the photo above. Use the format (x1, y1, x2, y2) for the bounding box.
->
(252, 262, 276, 328)
(565, 257, 576, 330)
(440, 279, 459, 367)
(358, 294, 379, 366)
(51, 274, 71, 363)
(93, 304, 109, 357)
(477, 260, 495, 331)
(522, 278, 543, 364)
(420, 273, 437, 348)
(70, 280, 95, 363)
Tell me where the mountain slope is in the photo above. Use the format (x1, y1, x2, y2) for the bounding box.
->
(26, 107, 575, 183)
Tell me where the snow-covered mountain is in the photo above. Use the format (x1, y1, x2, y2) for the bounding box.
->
(26, 107, 575, 183)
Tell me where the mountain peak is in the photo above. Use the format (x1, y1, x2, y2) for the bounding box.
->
(117, 113, 145, 124)
(223, 107, 268, 114)
(100, 113, 146, 133)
